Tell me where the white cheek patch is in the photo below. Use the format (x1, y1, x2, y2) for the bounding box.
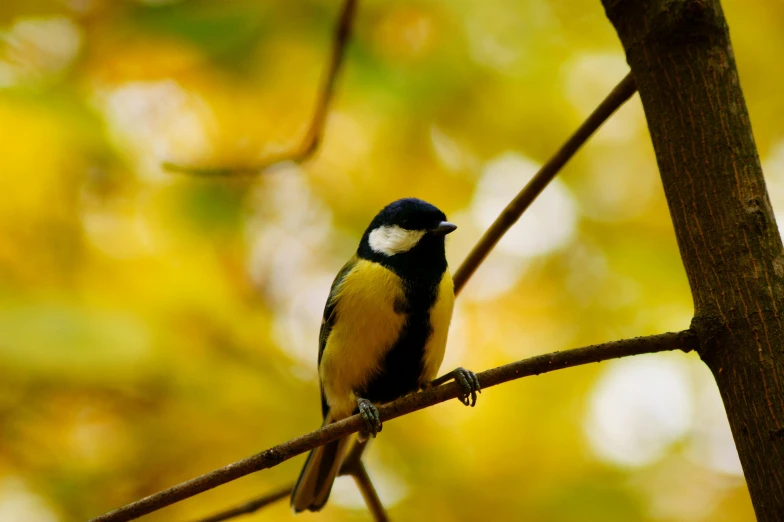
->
(368, 225, 426, 256)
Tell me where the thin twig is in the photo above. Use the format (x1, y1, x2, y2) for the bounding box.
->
(339, 437, 368, 474)
(341, 439, 389, 521)
(189, 440, 376, 522)
(452, 72, 637, 294)
(349, 461, 389, 522)
(162, 0, 358, 176)
(89, 330, 696, 522)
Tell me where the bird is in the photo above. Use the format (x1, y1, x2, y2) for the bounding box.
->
(291, 197, 481, 513)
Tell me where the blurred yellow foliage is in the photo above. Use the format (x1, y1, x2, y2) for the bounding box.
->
(0, 0, 778, 521)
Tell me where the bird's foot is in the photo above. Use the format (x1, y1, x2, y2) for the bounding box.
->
(357, 398, 382, 438)
(454, 367, 481, 407)
(431, 367, 481, 407)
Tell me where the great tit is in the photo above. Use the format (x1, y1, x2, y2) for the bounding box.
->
(291, 197, 481, 513)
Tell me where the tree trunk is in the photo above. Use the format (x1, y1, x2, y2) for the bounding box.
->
(600, 0, 784, 519)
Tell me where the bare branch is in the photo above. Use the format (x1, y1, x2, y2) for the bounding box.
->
(89, 330, 695, 522)
(339, 436, 368, 474)
(452, 72, 637, 294)
(336, 440, 389, 521)
(349, 461, 389, 522)
(162, 0, 358, 176)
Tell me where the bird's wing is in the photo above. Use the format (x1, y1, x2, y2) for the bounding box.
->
(317, 255, 357, 418)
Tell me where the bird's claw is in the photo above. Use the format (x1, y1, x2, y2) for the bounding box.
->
(357, 398, 382, 438)
(454, 367, 481, 407)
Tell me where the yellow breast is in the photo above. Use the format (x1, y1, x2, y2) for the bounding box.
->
(319, 261, 455, 418)
(319, 259, 407, 417)
(421, 270, 454, 383)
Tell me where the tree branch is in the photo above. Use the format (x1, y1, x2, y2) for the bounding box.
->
(162, 0, 357, 176)
(338, 440, 389, 522)
(602, 1, 784, 518)
(89, 330, 696, 522)
(348, 461, 389, 522)
(452, 72, 637, 294)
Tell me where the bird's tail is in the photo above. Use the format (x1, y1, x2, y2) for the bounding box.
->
(291, 414, 351, 513)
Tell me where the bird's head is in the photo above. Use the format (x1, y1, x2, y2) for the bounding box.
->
(358, 198, 455, 278)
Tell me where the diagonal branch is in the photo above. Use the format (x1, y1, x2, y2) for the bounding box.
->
(338, 440, 388, 522)
(89, 330, 696, 522)
(162, 0, 358, 177)
(452, 72, 637, 294)
(348, 460, 389, 522)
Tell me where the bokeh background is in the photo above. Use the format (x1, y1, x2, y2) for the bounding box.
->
(1, 0, 783, 520)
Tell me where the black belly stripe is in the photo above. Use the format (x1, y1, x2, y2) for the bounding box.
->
(361, 274, 442, 404)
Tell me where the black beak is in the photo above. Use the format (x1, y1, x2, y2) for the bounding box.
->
(430, 221, 457, 235)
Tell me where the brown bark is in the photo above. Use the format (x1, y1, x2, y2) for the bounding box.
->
(601, 1, 784, 519)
